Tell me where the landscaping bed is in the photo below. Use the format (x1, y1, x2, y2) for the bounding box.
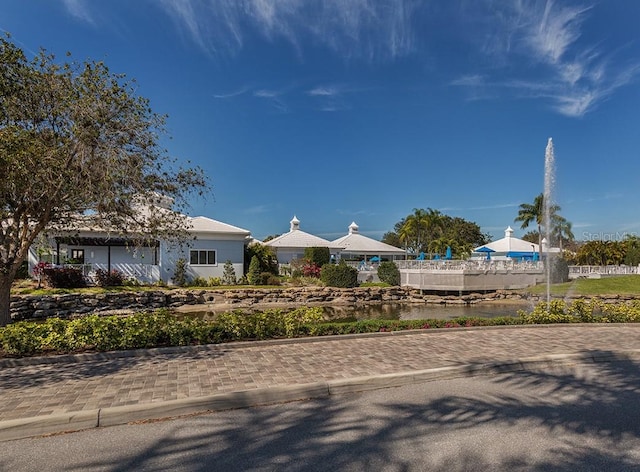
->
(2, 299, 640, 358)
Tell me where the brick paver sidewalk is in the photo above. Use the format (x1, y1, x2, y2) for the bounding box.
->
(1, 325, 640, 422)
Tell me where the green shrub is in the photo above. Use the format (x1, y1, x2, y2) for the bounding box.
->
(244, 243, 279, 276)
(247, 256, 262, 285)
(289, 258, 306, 278)
(377, 261, 400, 286)
(94, 269, 125, 287)
(0, 322, 49, 355)
(321, 261, 358, 288)
(123, 277, 141, 286)
(5, 300, 640, 359)
(173, 258, 188, 287)
(516, 299, 640, 324)
(190, 276, 209, 287)
(261, 272, 281, 286)
(222, 260, 236, 285)
(42, 267, 86, 288)
(304, 247, 330, 267)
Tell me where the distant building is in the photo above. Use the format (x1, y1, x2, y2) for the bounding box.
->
(332, 222, 405, 261)
(263, 216, 343, 264)
(29, 214, 251, 284)
(472, 226, 540, 261)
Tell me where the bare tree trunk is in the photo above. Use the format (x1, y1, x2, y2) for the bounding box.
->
(0, 275, 13, 326)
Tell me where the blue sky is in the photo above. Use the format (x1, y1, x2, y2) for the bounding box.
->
(3, 1, 640, 242)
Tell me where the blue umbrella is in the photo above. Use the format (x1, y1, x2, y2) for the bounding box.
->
(476, 246, 495, 260)
(369, 256, 380, 262)
(445, 246, 452, 260)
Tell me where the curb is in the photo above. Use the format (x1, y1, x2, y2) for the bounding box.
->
(3, 349, 640, 442)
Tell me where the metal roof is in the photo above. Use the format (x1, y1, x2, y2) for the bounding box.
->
(332, 222, 405, 255)
(264, 216, 344, 250)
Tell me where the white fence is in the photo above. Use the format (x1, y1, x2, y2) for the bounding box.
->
(395, 260, 543, 272)
(568, 265, 639, 279)
(62, 263, 161, 284)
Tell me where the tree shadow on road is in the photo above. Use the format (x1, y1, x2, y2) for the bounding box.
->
(0, 348, 230, 390)
(0, 352, 640, 472)
(3, 350, 640, 471)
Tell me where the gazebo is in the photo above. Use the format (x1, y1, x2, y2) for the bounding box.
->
(473, 226, 540, 261)
(263, 216, 344, 264)
(332, 222, 406, 263)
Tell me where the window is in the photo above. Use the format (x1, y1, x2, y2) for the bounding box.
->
(189, 250, 216, 265)
(70, 249, 85, 264)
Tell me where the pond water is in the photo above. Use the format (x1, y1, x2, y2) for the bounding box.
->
(322, 302, 531, 321)
(178, 302, 533, 322)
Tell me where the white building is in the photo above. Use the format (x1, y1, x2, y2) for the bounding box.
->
(472, 226, 540, 261)
(29, 215, 251, 284)
(263, 216, 343, 264)
(332, 222, 405, 262)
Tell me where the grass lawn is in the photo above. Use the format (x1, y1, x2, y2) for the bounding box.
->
(9, 279, 289, 296)
(12, 275, 640, 298)
(9, 280, 162, 296)
(526, 275, 640, 297)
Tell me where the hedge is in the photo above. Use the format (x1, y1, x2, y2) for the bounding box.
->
(321, 261, 358, 288)
(2, 299, 640, 358)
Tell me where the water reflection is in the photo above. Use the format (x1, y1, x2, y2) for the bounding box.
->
(179, 302, 531, 322)
(323, 303, 529, 321)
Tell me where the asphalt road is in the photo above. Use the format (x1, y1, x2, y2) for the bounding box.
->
(3, 359, 640, 471)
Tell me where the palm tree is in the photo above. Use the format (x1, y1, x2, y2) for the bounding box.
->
(398, 208, 427, 255)
(551, 215, 574, 251)
(514, 193, 560, 250)
(398, 208, 445, 256)
(429, 236, 454, 258)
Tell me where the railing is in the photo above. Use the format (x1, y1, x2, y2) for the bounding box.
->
(568, 265, 639, 276)
(58, 264, 93, 277)
(93, 263, 161, 284)
(61, 263, 161, 284)
(395, 260, 543, 271)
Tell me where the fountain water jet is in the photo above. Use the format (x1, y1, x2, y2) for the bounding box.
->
(543, 137, 556, 308)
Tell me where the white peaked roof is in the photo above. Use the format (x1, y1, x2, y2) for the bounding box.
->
(332, 222, 405, 255)
(189, 216, 251, 237)
(264, 216, 344, 250)
(474, 226, 539, 253)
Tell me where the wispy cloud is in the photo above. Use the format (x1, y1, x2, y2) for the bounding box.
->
(452, 0, 639, 117)
(307, 86, 339, 96)
(213, 84, 354, 112)
(526, 1, 591, 65)
(157, 0, 417, 61)
(253, 89, 280, 98)
(62, 0, 94, 24)
(307, 84, 358, 111)
(450, 75, 486, 87)
(158, 0, 243, 55)
(213, 87, 250, 99)
(253, 89, 289, 112)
